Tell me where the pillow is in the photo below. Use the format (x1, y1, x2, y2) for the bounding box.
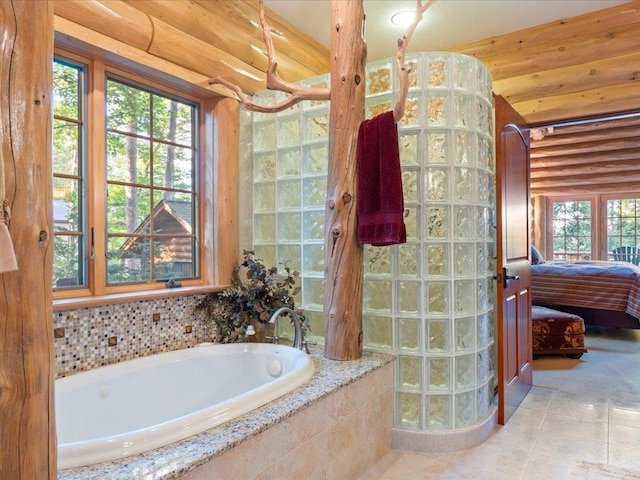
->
(531, 245, 545, 265)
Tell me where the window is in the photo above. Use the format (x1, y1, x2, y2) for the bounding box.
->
(546, 194, 640, 263)
(53, 53, 204, 297)
(550, 199, 593, 260)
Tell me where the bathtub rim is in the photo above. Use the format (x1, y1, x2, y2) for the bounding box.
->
(56, 342, 314, 470)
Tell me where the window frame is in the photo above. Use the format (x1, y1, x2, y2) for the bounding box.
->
(545, 195, 598, 261)
(53, 48, 218, 307)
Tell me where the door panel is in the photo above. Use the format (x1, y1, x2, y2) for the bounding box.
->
(495, 95, 532, 425)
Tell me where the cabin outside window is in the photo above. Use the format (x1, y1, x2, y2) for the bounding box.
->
(53, 53, 207, 300)
(546, 195, 640, 264)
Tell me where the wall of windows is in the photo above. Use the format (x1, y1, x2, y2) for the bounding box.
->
(53, 53, 205, 298)
(545, 194, 640, 264)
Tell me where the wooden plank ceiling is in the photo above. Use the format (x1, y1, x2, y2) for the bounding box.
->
(530, 115, 640, 196)
(54, 0, 640, 125)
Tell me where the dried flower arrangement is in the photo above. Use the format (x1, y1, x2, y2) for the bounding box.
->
(195, 250, 307, 343)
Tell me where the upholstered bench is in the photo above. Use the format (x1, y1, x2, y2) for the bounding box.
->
(532, 305, 587, 359)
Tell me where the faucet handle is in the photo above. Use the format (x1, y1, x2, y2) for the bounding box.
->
(302, 339, 317, 354)
(265, 335, 279, 345)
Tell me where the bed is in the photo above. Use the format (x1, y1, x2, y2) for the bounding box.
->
(531, 260, 640, 329)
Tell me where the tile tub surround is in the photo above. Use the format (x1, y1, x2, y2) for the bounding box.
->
(53, 294, 208, 378)
(57, 348, 395, 480)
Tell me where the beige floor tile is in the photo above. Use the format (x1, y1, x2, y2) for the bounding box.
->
(436, 462, 524, 480)
(533, 428, 608, 464)
(520, 386, 555, 412)
(608, 444, 640, 471)
(368, 451, 450, 480)
(486, 419, 541, 452)
(609, 424, 640, 450)
(547, 394, 609, 423)
(610, 400, 640, 430)
(520, 452, 571, 480)
(450, 439, 531, 477)
(540, 412, 608, 443)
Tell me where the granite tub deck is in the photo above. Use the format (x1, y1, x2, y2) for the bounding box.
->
(57, 348, 395, 480)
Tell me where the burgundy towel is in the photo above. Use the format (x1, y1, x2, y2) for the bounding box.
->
(357, 111, 406, 246)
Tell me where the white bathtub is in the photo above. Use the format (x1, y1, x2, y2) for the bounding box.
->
(56, 343, 314, 470)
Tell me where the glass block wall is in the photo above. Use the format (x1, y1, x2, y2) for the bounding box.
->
(249, 52, 496, 432)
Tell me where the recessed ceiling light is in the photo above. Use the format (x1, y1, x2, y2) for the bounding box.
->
(390, 11, 415, 27)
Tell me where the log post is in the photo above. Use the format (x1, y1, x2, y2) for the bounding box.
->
(323, 0, 366, 360)
(0, 1, 56, 478)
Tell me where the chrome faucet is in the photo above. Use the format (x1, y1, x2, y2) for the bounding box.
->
(268, 307, 304, 350)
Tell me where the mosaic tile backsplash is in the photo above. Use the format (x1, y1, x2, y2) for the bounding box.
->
(53, 294, 208, 378)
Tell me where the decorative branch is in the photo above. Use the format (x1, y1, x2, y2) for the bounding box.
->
(394, 0, 436, 123)
(208, 0, 330, 113)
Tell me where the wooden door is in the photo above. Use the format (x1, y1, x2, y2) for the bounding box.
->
(495, 95, 532, 424)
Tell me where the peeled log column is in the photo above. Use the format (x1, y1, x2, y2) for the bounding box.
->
(0, 1, 56, 478)
(323, 0, 366, 360)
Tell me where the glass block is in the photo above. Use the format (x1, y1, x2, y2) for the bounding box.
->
(276, 116, 300, 147)
(365, 95, 393, 120)
(477, 277, 491, 312)
(363, 315, 393, 351)
(402, 168, 420, 204)
(476, 242, 490, 276)
(426, 395, 451, 429)
(396, 392, 422, 429)
(477, 98, 493, 137)
(426, 318, 451, 353)
(364, 279, 392, 312)
(425, 52, 450, 88)
(300, 211, 323, 242)
(398, 243, 420, 276)
(454, 167, 475, 203)
(302, 244, 324, 275)
(454, 54, 476, 91)
(453, 205, 475, 239)
(477, 312, 493, 348)
(254, 213, 275, 242)
(455, 317, 475, 352)
(454, 131, 476, 166)
(365, 246, 392, 276)
(477, 347, 491, 384)
(399, 93, 420, 128)
(254, 120, 275, 151)
(277, 212, 301, 241)
(303, 143, 328, 174)
(477, 63, 492, 101)
(403, 206, 420, 241)
(303, 176, 327, 207)
(454, 94, 476, 130)
(252, 245, 276, 270)
(303, 110, 329, 143)
(478, 134, 494, 172)
(300, 74, 330, 109)
(366, 58, 393, 95)
(454, 279, 475, 315)
(426, 92, 450, 126)
(398, 355, 422, 390)
(303, 276, 324, 307)
(253, 182, 275, 212)
(427, 206, 450, 239)
(399, 130, 420, 166)
(397, 317, 421, 353)
(425, 167, 449, 202)
(277, 148, 301, 178)
(254, 151, 276, 181)
(427, 357, 451, 390)
(404, 55, 420, 90)
(425, 243, 449, 276)
(426, 130, 449, 165)
(477, 383, 491, 421)
(426, 281, 450, 315)
(454, 242, 475, 277)
(276, 179, 301, 210)
(302, 309, 324, 343)
(278, 244, 301, 274)
(476, 205, 490, 239)
(397, 281, 421, 315)
(455, 390, 476, 428)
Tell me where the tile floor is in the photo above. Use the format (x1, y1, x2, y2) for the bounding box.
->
(358, 386, 640, 480)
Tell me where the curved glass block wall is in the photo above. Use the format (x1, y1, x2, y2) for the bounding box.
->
(249, 52, 495, 433)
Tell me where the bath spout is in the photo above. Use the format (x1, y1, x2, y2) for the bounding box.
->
(268, 307, 304, 350)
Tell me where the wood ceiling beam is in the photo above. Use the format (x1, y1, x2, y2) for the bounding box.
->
(531, 137, 640, 157)
(531, 158, 640, 177)
(530, 147, 640, 167)
(532, 182, 640, 196)
(530, 125, 640, 148)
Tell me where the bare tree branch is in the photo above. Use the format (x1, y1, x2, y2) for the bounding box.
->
(208, 0, 330, 113)
(394, 0, 436, 123)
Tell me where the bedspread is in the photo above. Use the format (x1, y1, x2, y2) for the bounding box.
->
(531, 260, 640, 320)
